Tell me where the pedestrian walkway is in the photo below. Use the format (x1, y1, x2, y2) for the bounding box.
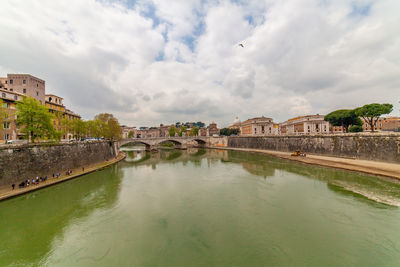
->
(0, 152, 126, 202)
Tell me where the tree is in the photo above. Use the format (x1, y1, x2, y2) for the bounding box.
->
(169, 126, 177, 137)
(178, 126, 187, 137)
(354, 103, 393, 132)
(86, 119, 103, 138)
(16, 97, 56, 143)
(0, 99, 9, 132)
(324, 109, 362, 133)
(128, 131, 134, 138)
(220, 128, 240, 136)
(71, 119, 87, 139)
(189, 126, 199, 136)
(195, 121, 205, 128)
(349, 125, 363, 132)
(94, 113, 122, 140)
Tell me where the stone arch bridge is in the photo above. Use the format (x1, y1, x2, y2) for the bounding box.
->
(118, 136, 213, 151)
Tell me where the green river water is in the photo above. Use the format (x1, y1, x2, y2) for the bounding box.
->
(1, 147, 400, 266)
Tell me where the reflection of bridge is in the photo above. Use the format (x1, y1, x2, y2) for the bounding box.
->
(119, 137, 210, 150)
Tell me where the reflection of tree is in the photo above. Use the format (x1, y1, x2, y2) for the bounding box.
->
(241, 162, 275, 178)
(0, 165, 123, 266)
(167, 151, 182, 160)
(225, 150, 400, 207)
(190, 148, 206, 157)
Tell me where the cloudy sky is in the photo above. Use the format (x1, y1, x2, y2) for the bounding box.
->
(1, 0, 399, 127)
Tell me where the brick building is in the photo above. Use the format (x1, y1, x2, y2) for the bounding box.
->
(0, 74, 80, 143)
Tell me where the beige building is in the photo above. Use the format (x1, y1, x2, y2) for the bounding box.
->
(280, 115, 330, 135)
(240, 116, 277, 136)
(0, 74, 80, 143)
(45, 94, 81, 140)
(121, 126, 137, 139)
(361, 117, 400, 132)
(0, 74, 45, 104)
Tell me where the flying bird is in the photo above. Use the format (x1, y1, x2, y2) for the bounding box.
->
(239, 43, 244, 47)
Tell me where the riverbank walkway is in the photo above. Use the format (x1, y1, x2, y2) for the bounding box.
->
(221, 147, 400, 180)
(0, 152, 126, 202)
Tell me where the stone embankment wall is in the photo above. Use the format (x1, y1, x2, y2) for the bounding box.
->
(0, 141, 118, 185)
(227, 134, 400, 163)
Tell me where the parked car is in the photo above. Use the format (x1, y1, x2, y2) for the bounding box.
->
(5, 140, 28, 145)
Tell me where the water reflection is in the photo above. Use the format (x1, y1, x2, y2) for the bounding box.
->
(121, 147, 400, 207)
(0, 165, 123, 266)
(1, 147, 400, 266)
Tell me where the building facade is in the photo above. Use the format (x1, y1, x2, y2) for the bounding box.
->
(45, 94, 81, 140)
(361, 117, 400, 132)
(208, 122, 220, 136)
(0, 74, 80, 143)
(280, 115, 330, 135)
(240, 116, 276, 136)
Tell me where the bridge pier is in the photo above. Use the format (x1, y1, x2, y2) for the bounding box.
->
(146, 145, 158, 152)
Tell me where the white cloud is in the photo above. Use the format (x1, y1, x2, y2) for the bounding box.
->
(0, 0, 399, 127)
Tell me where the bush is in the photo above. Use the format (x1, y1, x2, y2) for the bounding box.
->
(349, 125, 363, 132)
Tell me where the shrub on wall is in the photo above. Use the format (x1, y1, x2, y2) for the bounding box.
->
(349, 125, 363, 132)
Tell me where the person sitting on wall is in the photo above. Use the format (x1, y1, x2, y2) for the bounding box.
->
(19, 181, 25, 188)
(11, 183, 15, 190)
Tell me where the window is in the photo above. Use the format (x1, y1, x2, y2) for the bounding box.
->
(4, 122, 10, 129)
(14, 95, 18, 100)
(23, 88, 26, 93)
(36, 91, 39, 96)
(5, 133, 9, 140)
(23, 79, 26, 84)
(49, 97, 52, 102)
(254, 128, 257, 134)
(261, 126, 265, 133)
(5, 81, 7, 84)
(9, 79, 13, 84)
(10, 88, 13, 91)
(1, 93, 5, 98)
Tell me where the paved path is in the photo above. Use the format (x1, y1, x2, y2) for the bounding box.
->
(220, 147, 400, 180)
(0, 152, 126, 202)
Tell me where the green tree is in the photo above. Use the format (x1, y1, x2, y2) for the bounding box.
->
(86, 119, 104, 138)
(354, 103, 393, 132)
(169, 126, 177, 137)
(71, 119, 87, 139)
(128, 131, 134, 138)
(324, 109, 363, 133)
(349, 125, 363, 132)
(178, 126, 187, 137)
(189, 126, 199, 136)
(220, 128, 239, 136)
(0, 99, 9, 131)
(94, 113, 122, 140)
(16, 97, 56, 143)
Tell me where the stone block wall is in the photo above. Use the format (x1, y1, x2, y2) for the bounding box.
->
(0, 141, 118, 185)
(228, 134, 400, 163)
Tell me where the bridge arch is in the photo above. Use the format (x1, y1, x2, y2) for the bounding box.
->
(193, 138, 207, 147)
(121, 140, 151, 149)
(157, 139, 183, 146)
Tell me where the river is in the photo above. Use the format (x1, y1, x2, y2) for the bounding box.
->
(1, 147, 400, 266)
